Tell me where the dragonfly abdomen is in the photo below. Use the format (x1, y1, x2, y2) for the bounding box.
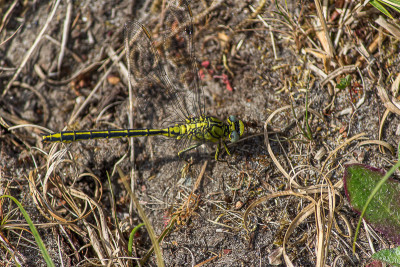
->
(43, 129, 169, 143)
(42, 116, 232, 145)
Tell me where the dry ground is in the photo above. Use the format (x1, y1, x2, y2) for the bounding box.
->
(1, 0, 400, 266)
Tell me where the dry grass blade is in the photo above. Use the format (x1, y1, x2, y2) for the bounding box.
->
(249, 4, 277, 60)
(265, 105, 325, 185)
(321, 132, 367, 173)
(83, 219, 106, 264)
(243, 190, 316, 232)
(243, 175, 339, 266)
(264, 105, 292, 181)
(27, 169, 61, 222)
(376, 73, 400, 153)
(32, 157, 128, 265)
(283, 202, 315, 267)
(34, 62, 101, 85)
(391, 72, 400, 96)
(117, 166, 165, 267)
(3, 0, 61, 96)
(139, 215, 178, 265)
(359, 140, 395, 155)
(335, 211, 353, 239)
(313, 0, 334, 59)
(0, 0, 19, 33)
(315, 200, 324, 267)
(0, 23, 23, 47)
(67, 66, 114, 126)
(375, 16, 400, 40)
(0, 231, 27, 265)
(222, 0, 266, 54)
(244, 191, 316, 265)
(57, 0, 73, 73)
(377, 84, 400, 116)
(192, 160, 207, 193)
(320, 65, 357, 87)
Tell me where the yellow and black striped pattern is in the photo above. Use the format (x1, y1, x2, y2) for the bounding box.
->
(42, 115, 244, 160)
(42, 128, 167, 143)
(43, 116, 233, 143)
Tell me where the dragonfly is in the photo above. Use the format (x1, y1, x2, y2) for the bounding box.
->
(42, 0, 244, 162)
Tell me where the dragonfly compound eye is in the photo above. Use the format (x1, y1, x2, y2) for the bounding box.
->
(230, 131, 239, 143)
(229, 115, 237, 123)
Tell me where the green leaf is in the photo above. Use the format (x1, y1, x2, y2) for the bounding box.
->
(372, 246, 400, 266)
(336, 75, 352, 90)
(344, 164, 400, 244)
(128, 223, 145, 256)
(379, 0, 400, 10)
(370, 0, 395, 19)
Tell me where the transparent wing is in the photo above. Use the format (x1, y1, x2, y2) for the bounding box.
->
(123, 0, 205, 129)
(159, 0, 205, 120)
(124, 21, 186, 127)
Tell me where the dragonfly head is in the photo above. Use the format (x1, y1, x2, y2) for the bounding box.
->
(227, 115, 244, 143)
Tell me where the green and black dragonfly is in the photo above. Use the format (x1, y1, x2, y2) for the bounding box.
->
(43, 0, 244, 161)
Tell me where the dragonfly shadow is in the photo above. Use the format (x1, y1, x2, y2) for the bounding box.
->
(134, 148, 212, 178)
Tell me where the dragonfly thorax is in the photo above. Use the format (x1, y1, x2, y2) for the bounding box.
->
(165, 115, 236, 144)
(165, 115, 244, 145)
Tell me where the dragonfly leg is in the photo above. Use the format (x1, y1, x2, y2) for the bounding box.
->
(223, 141, 231, 156)
(215, 142, 221, 161)
(215, 141, 231, 161)
(178, 143, 202, 161)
